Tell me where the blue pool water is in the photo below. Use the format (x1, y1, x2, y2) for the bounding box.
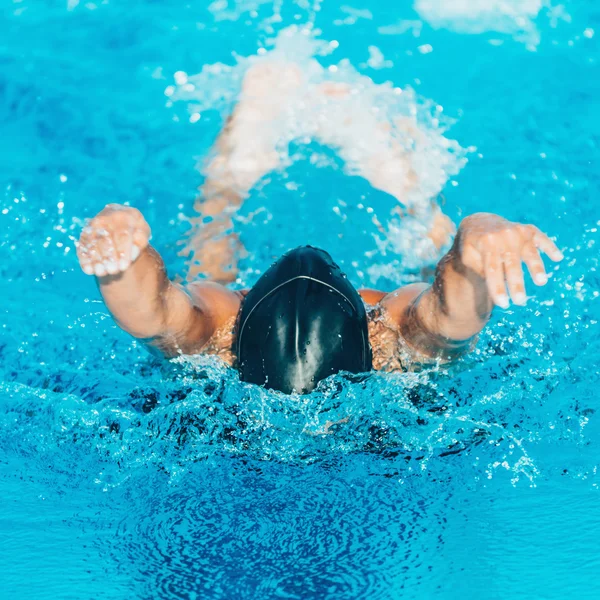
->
(1, 1, 600, 598)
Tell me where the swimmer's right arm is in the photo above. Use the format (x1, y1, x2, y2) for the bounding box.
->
(380, 213, 564, 361)
(76, 204, 241, 356)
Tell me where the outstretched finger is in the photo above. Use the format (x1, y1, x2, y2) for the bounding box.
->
(87, 228, 115, 277)
(531, 228, 563, 262)
(113, 229, 133, 272)
(484, 252, 509, 309)
(522, 243, 548, 286)
(131, 228, 149, 262)
(98, 232, 121, 275)
(503, 251, 527, 305)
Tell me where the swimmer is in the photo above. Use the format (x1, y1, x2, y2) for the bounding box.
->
(77, 206, 562, 394)
(76, 64, 563, 394)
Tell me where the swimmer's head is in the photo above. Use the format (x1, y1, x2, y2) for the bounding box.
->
(236, 246, 372, 394)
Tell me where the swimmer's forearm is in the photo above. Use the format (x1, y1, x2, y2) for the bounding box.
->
(402, 248, 492, 357)
(77, 204, 218, 355)
(99, 246, 219, 356)
(399, 213, 562, 359)
(76, 204, 173, 339)
(97, 246, 173, 339)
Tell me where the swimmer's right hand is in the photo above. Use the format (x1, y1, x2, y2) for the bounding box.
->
(76, 204, 151, 277)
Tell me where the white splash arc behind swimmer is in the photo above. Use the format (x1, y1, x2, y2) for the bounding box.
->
(168, 26, 468, 275)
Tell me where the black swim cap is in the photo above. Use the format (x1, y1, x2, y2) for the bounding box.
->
(236, 246, 372, 394)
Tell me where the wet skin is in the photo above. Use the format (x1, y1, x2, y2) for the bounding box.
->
(77, 205, 563, 367)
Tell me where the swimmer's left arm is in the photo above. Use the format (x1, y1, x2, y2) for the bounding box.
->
(380, 213, 563, 361)
(76, 204, 241, 356)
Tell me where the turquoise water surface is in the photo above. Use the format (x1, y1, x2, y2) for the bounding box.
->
(1, 1, 600, 598)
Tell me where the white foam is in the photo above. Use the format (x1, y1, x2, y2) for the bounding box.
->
(360, 45, 393, 70)
(413, 0, 566, 49)
(334, 5, 373, 26)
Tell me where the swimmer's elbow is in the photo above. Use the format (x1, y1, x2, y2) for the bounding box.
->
(113, 310, 169, 342)
(124, 309, 211, 358)
(399, 328, 476, 365)
(398, 289, 479, 361)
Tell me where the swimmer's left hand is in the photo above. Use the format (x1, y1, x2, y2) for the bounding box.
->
(457, 213, 564, 308)
(76, 204, 150, 277)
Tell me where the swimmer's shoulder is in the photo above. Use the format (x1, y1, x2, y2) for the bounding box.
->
(358, 288, 387, 305)
(361, 284, 429, 372)
(181, 282, 248, 363)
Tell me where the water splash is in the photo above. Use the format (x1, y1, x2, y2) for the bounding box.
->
(168, 26, 467, 277)
(1, 306, 588, 493)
